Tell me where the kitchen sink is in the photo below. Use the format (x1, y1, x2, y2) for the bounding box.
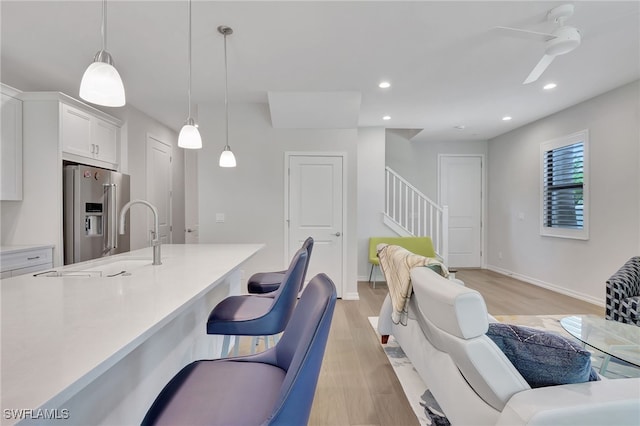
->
(34, 258, 153, 278)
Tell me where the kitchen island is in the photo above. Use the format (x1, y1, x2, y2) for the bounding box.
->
(1, 243, 263, 425)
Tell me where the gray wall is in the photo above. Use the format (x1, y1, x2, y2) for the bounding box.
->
(487, 80, 640, 305)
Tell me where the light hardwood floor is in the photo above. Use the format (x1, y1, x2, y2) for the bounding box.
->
(307, 268, 604, 426)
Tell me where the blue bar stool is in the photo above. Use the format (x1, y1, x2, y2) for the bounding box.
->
(207, 247, 308, 357)
(247, 237, 314, 295)
(142, 273, 337, 426)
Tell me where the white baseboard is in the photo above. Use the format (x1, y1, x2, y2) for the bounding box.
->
(342, 291, 360, 301)
(358, 275, 387, 282)
(486, 264, 605, 308)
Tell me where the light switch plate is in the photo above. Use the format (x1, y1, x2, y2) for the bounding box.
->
(215, 213, 225, 223)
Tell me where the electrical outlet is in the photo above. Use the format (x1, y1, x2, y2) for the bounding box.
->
(498, 251, 503, 259)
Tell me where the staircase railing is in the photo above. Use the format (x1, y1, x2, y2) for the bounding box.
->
(384, 166, 449, 263)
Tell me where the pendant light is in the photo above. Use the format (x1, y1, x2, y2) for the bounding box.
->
(218, 26, 236, 168)
(79, 0, 126, 107)
(178, 0, 202, 149)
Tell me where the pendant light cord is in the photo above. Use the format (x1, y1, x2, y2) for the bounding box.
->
(101, 0, 107, 51)
(187, 0, 193, 119)
(224, 31, 229, 149)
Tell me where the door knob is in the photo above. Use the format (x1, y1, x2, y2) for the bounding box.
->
(334, 232, 341, 237)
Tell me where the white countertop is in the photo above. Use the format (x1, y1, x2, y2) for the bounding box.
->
(0, 243, 263, 418)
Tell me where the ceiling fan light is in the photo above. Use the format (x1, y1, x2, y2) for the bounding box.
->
(219, 147, 236, 168)
(79, 55, 126, 107)
(545, 26, 581, 56)
(178, 121, 202, 149)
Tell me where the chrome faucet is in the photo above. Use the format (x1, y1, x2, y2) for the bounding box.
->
(119, 199, 162, 265)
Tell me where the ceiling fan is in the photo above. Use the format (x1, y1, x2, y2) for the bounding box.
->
(496, 4, 582, 84)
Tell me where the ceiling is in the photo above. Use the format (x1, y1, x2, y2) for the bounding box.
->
(2, 1, 639, 143)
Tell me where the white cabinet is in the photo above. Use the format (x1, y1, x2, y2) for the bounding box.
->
(61, 102, 118, 166)
(1, 85, 23, 200)
(60, 103, 92, 158)
(0, 245, 54, 278)
(92, 117, 118, 164)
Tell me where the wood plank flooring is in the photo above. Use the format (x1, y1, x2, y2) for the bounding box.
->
(307, 268, 604, 426)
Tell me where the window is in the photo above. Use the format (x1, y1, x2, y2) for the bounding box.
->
(540, 130, 589, 240)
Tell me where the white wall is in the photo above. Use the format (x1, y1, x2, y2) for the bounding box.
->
(386, 130, 488, 201)
(487, 80, 640, 305)
(111, 107, 183, 250)
(196, 102, 358, 298)
(1, 100, 63, 263)
(356, 127, 391, 280)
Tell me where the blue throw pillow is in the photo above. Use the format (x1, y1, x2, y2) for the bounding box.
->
(486, 323, 600, 388)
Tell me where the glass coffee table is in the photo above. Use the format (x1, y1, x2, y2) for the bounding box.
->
(560, 315, 640, 375)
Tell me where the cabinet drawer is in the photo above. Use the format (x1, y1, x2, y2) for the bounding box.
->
(1, 247, 53, 273)
(9, 263, 54, 278)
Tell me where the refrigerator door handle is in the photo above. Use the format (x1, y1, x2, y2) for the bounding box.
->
(111, 183, 118, 249)
(103, 183, 118, 252)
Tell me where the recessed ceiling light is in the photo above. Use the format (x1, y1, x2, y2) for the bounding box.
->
(543, 83, 557, 90)
(502, 116, 512, 121)
(383, 115, 391, 120)
(378, 81, 391, 89)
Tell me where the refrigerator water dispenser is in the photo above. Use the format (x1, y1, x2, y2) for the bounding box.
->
(85, 215, 103, 236)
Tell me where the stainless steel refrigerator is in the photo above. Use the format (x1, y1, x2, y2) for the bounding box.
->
(63, 165, 131, 265)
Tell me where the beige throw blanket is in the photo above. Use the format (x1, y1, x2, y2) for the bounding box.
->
(377, 243, 448, 325)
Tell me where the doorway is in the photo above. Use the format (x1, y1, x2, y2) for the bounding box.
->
(285, 153, 346, 297)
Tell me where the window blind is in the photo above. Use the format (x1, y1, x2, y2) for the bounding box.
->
(542, 141, 584, 229)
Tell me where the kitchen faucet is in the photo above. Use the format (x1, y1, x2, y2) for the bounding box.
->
(119, 200, 162, 265)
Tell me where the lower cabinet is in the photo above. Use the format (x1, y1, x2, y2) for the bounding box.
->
(0, 246, 54, 278)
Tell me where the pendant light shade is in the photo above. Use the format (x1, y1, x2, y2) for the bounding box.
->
(218, 26, 236, 168)
(219, 146, 236, 167)
(79, 0, 126, 107)
(178, 0, 202, 149)
(178, 118, 202, 149)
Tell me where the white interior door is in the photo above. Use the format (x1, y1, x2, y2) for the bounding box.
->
(146, 135, 172, 244)
(286, 154, 344, 296)
(439, 155, 482, 267)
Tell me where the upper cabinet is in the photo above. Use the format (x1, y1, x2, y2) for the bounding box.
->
(60, 103, 118, 165)
(1, 84, 23, 200)
(19, 91, 122, 170)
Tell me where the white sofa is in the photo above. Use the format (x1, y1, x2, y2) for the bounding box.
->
(377, 267, 640, 426)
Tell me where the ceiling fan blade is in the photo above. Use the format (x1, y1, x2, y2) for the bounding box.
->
(493, 26, 556, 40)
(523, 54, 555, 84)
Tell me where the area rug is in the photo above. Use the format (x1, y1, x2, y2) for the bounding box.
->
(368, 317, 450, 426)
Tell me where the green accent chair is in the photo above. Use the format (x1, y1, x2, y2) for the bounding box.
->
(368, 236, 437, 287)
